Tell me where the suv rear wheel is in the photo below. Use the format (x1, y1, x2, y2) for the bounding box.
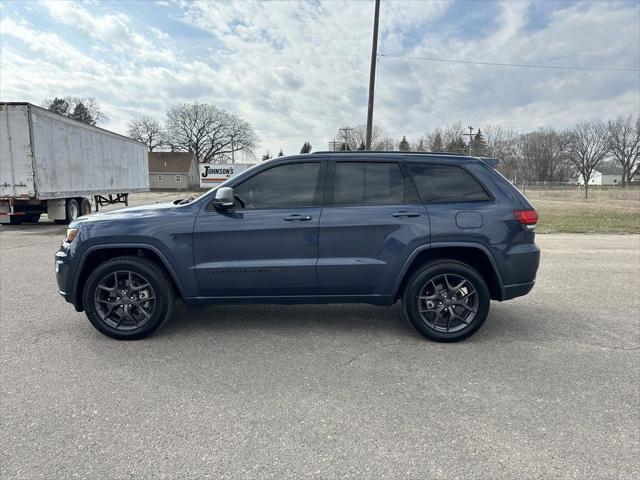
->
(83, 256, 174, 340)
(402, 260, 490, 342)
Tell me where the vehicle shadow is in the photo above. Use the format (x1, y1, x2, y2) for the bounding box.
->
(0, 222, 66, 235)
(157, 301, 417, 340)
(155, 300, 537, 343)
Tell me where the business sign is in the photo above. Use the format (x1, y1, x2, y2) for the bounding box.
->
(199, 163, 254, 188)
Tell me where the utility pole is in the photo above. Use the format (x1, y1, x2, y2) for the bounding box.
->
(463, 125, 475, 154)
(365, 0, 381, 150)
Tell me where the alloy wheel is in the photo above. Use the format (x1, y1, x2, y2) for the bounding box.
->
(417, 273, 479, 333)
(93, 271, 156, 330)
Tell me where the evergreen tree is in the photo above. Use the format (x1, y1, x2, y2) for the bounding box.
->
(415, 139, 426, 151)
(339, 142, 350, 151)
(69, 102, 95, 125)
(358, 141, 366, 150)
(300, 141, 312, 154)
(431, 131, 444, 151)
(278, 149, 284, 157)
(398, 136, 411, 151)
(48, 97, 70, 116)
(43, 96, 106, 125)
(262, 152, 272, 161)
(470, 129, 487, 156)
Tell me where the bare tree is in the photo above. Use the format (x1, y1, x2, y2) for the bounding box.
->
(606, 115, 640, 186)
(335, 125, 384, 150)
(443, 122, 467, 154)
(127, 116, 165, 151)
(208, 112, 259, 162)
(165, 103, 258, 163)
(519, 128, 571, 182)
(372, 135, 397, 151)
(413, 137, 427, 151)
(568, 120, 609, 199)
(484, 126, 522, 182)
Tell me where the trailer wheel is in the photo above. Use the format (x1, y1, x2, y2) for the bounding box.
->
(54, 198, 81, 225)
(67, 198, 80, 221)
(80, 198, 91, 216)
(24, 213, 41, 223)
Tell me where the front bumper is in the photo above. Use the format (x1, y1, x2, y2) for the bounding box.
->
(55, 249, 73, 303)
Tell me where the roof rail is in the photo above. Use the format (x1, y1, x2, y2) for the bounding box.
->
(310, 150, 500, 167)
(311, 150, 470, 156)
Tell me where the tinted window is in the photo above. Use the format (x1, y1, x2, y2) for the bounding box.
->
(234, 162, 321, 208)
(408, 164, 490, 202)
(334, 162, 404, 205)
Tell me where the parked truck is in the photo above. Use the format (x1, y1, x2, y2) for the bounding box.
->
(0, 102, 149, 224)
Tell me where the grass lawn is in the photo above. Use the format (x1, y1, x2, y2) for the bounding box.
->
(524, 188, 640, 234)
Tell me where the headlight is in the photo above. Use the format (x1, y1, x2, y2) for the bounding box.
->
(65, 228, 78, 243)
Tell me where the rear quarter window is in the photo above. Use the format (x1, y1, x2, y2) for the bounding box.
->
(408, 164, 491, 203)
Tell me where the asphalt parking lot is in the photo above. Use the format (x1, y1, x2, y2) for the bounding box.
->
(1, 224, 638, 479)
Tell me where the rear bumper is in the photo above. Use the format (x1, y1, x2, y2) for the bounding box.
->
(497, 242, 540, 300)
(502, 281, 535, 300)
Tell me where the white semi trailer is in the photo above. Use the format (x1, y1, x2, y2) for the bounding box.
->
(0, 102, 149, 224)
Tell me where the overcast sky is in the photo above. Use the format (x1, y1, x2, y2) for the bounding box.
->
(1, 0, 639, 157)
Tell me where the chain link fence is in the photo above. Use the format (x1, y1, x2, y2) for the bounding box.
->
(514, 181, 640, 201)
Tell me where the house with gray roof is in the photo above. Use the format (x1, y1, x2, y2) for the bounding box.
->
(148, 152, 199, 190)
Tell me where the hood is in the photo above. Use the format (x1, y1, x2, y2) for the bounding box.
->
(73, 201, 178, 225)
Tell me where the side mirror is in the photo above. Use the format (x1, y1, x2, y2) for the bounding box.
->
(213, 187, 235, 209)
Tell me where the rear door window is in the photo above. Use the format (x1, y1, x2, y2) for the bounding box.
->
(408, 164, 490, 203)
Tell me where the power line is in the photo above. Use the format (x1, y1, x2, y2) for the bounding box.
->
(377, 53, 640, 73)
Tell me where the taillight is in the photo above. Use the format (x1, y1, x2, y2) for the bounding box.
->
(514, 209, 538, 229)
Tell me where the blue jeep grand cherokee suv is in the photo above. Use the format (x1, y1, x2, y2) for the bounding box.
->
(55, 152, 540, 342)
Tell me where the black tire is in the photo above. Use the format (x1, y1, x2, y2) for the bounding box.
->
(54, 219, 68, 225)
(402, 260, 490, 342)
(9, 215, 24, 225)
(66, 198, 80, 222)
(83, 256, 174, 340)
(80, 198, 91, 216)
(24, 213, 41, 223)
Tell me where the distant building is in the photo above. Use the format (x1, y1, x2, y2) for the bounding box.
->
(576, 166, 623, 186)
(148, 152, 199, 190)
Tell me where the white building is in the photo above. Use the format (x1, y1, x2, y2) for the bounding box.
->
(576, 166, 623, 186)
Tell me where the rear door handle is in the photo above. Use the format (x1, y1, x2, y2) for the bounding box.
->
(392, 211, 421, 218)
(284, 214, 313, 221)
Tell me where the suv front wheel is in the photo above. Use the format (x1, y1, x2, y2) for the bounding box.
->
(402, 260, 490, 342)
(83, 256, 174, 340)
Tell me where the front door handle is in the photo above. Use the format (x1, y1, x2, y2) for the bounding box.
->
(392, 211, 421, 218)
(284, 214, 313, 221)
